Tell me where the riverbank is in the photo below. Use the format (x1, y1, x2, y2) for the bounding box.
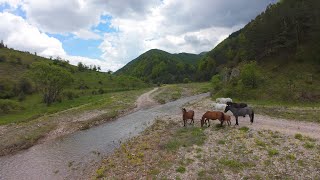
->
(0, 88, 152, 156)
(93, 97, 320, 179)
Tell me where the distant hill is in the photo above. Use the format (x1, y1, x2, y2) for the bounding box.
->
(116, 49, 204, 84)
(197, 0, 320, 80)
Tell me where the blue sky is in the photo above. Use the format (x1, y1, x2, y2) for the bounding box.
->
(0, 0, 277, 71)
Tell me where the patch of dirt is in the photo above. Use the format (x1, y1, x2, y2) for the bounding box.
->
(135, 87, 159, 110)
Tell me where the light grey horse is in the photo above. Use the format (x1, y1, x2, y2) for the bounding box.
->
(224, 105, 254, 125)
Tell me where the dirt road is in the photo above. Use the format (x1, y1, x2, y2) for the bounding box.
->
(189, 98, 320, 139)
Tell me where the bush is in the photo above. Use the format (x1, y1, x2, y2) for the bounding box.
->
(0, 99, 23, 114)
(183, 78, 191, 84)
(211, 74, 222, 91)
(18, 78, 33, 94)
(62, 91, 79, 100)
(0, 79, 16, 98)
(240, 61, 262, 89)
(0, 55, 6, 62)
(98, 88, 105, 94)
(18, 92, 26, 101)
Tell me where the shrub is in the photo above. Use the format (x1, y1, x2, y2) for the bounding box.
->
(62, 91, 79, 100)
(240, 61, 262, 89)
(0, 79, 16, 98)
(18, 92, 26, 101)
(0, 55, 6, 62)
(0, 99, 23, 114)
(98, 88, 105, 94)
(183, 78, 191, 84)
(18, 78, 33, 94)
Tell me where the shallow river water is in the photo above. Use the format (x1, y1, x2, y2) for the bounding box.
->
(0, 93, 208, 180)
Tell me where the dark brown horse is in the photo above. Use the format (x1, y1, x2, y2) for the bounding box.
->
(182, 108, 194, 127)
(201, 111, 224, 127)
(226, 102, 248, 108)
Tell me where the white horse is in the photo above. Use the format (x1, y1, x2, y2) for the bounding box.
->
(212, 102, 227, 111)
(216, 97, 233, 104)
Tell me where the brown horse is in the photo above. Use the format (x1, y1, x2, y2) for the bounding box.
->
(222, 114, 231, 126)
(201, 111, 224, 127)
(182, 108, 194, 127)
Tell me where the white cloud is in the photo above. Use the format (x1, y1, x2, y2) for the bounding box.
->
(0, 12, 65, 57)
(73, 29, 101, 40)
(0, 12, 120, 71)
(22, 0, 103, 34)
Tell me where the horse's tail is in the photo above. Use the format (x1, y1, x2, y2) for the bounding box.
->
(251, 110, 254, 123)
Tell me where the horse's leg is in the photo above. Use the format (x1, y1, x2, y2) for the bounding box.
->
(183, 119, 186, 127)
(220, 120, 223, 127)
(235, 116, 239, 125)
(192, 117, 194, 124)
(208, 119, 211, 127)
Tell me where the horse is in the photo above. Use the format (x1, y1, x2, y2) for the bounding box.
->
(182, 108, 195, 127)
(222, 114, 232, 126)
(213, 102, 227, 111)
(201, 111, 224, 127)
(224, 105, 254, 125)
(216, 98, 232, 104)
(226, 102, 248, 108)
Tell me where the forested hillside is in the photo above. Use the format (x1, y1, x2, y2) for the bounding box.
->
(198, 0, 320, 80)
(199, 0, 320, 102)
(116, 49, 204, 84)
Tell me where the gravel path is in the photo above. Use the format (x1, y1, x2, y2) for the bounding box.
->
(189, 98, 320, 140)
(135, 87, 159, 110)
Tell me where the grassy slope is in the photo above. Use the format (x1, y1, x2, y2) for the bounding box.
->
(0, 88, 151, 156)
(0, 47, 148, 125)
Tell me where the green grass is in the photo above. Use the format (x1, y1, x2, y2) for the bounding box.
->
(217, 140, 226, 145)
(303, 142, 315, 149)
(286, 153, 296, 160)
(218, 158, 245, 170)
(294, 133, 303, 140)
(0, 89, 148, 125)
(268, 149, 279, 156)
(239, 126, 249, 132)
(165, 127, 206, 151)
(176, 166, 186, 173)
(255, 139, 267, 147)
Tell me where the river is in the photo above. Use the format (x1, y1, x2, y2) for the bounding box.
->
(0, 93, 208, 180)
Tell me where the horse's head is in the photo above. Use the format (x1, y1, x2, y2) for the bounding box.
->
(182, 108, 186, 113)
(224, 105, 230, 113)
(226, 102, 233, 106)
(200, 119, 204, 127)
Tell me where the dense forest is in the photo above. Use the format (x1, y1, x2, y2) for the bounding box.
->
(197, 0, 320, 80)
(116, 49, 204, 84)
(200, 0, 320, 102)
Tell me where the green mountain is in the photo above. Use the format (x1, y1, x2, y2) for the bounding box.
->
(198, 0, 320, 102)
(116, 49, 204, 84)
(198, 0, 320, 80)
